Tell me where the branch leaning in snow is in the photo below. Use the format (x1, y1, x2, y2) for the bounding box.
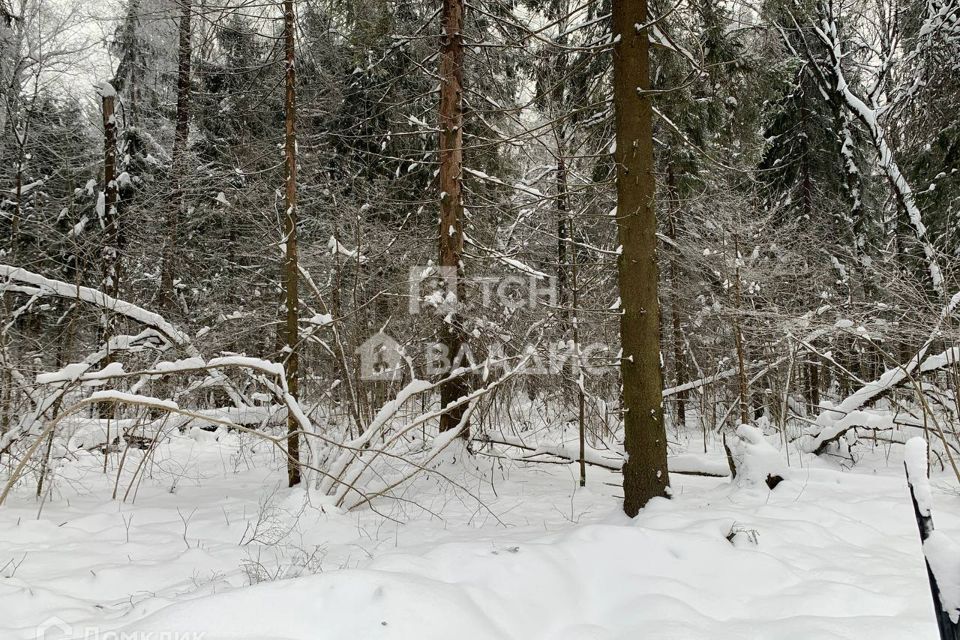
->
(0, 357, 321, 498)
(0, 265, 249, 408)
(802, 344, 960, 455)
(0, 391, 291, 506)
(904, 437, 960, 631)
(0, 364, 374, 507)
(0, 330, 165, 455)
(802, 291, 960, 454)
(315, 354, 534, 511)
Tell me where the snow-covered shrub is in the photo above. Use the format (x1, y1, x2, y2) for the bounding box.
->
(726, 424, 789, 489)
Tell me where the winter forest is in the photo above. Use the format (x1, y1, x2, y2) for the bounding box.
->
(1, 0, 960, 637)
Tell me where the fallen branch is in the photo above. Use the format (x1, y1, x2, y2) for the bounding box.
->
(479, 433, 730, 477)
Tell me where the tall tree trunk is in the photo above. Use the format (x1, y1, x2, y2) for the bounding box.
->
(806, 361, 820, 411)
(98, 86, 119, 419)
(160, 0, 192, 312)
(282, 0, 301, 486)
(569, 201, 586, 488)
(666, 163, 687, 430)
(552, 2, 570, 330)
(437, 0, 469, 436)
(556, 148, 569, 325)
(0, 122, 23, 439)
(100, 88, 120, 331)
(613, 0, 670, 517)
(733, 238, 750, 425)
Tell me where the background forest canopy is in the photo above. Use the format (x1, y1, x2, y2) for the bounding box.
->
(1, 0, 959, 515)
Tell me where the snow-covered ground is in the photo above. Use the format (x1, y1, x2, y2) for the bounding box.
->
(1, 430, 951, 639)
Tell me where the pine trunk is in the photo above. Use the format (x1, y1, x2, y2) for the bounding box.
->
(437, 0, 469, 436)
(160, 0, 192, 312)
(613, 0, 670, 517)
(282, 0, 301, 486)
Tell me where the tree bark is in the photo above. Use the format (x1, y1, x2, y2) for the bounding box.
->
(160, 0, 192, 312)
(97, 88, 120, 419)
(613, 0, 670, 517)
(556, 147, 569, 325)
(666, 164, 687, 430)
(437, 0, 469, 436)
(733, 238, 750, 425)
(282, 0, 301, 486)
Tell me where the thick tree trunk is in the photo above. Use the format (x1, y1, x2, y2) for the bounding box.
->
(613, 0, 670, 517)
(160, 0, 192, 312)
(437, 0, 469, 436)
(282, 0, 301, 486)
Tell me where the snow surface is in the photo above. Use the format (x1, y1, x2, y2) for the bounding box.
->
(0, 431, 946, 639)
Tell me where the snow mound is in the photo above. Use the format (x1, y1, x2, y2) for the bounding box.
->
(114, 523, 816, 640)
(727, 424, 788, 489)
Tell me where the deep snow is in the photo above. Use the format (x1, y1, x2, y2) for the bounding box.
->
(0, 430, 951, 639)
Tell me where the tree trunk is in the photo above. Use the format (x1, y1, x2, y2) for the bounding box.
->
(101, 90, 119, 304)
(570, 204, 586, 488)
(613, 0, 670, 517)
(556, 148, 569, 326)
(98, 87, 120, 420)
(437, 0, 469, 436)
(282, 0, 301, 486)
(666, 164, 687, 430)
(733, 238, 750, 425)
(160, 0, 192, 312)
(806, 361, 820, 411)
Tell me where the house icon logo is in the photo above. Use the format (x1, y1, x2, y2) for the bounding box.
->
(35, 616, 72, 639)
(356, 333, 403, 381)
